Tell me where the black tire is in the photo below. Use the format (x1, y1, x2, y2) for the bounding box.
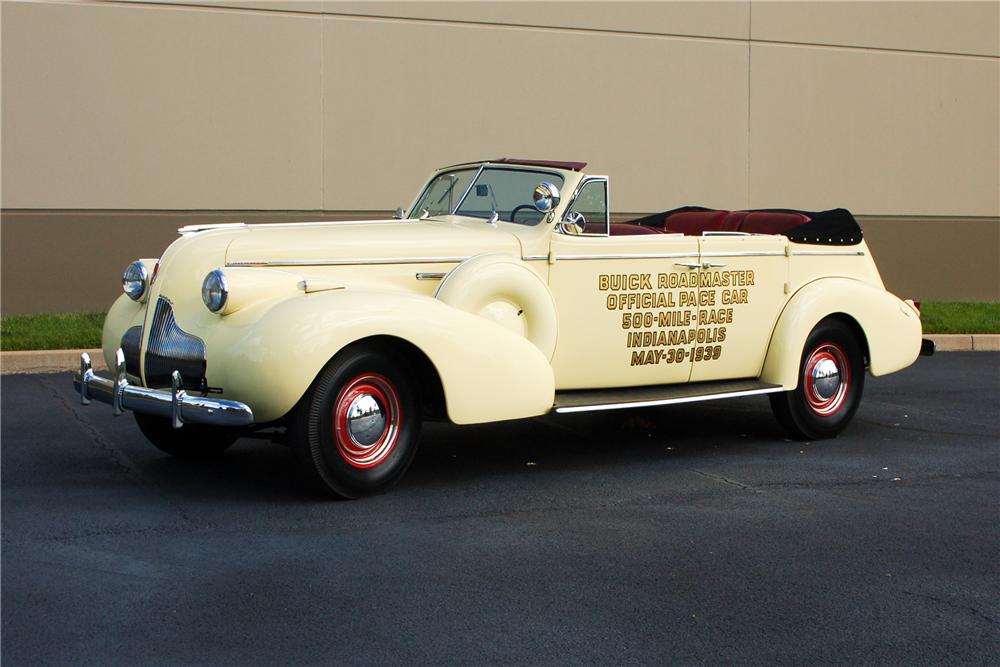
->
(133, 413, 238, 458)
(289, 348, 421, 499)
(769, 317, 865, 440)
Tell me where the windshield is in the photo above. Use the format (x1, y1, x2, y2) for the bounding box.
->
(410, 168, 477, 218)
(411, 166, 565, 226)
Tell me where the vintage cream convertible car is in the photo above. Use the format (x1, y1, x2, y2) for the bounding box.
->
(75, 159, 933, 497)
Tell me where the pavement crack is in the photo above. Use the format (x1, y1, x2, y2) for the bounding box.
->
(36, 375, 202, 529)
(37, 374, 143, 481)
(757, 470, 998, 490)
(689, 469, 760, 493)
(900, 589, 999, 627)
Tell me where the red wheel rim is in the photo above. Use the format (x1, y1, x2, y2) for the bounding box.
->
(332, 373, 402, 469)
(803, 341, 850, 417)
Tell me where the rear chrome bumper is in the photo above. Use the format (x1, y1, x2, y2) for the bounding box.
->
(73, 349, 254, 429)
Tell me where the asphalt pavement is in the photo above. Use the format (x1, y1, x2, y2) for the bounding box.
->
(2, 353, 998, 665)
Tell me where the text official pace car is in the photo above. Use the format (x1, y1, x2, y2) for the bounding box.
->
(75, 159, 933, 498)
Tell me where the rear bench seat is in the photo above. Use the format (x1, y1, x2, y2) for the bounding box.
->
(739, 211, 810, 235)
(659, 209, 810, 236)
(582, 210, 812, 236)
(583, 222, 665, 235)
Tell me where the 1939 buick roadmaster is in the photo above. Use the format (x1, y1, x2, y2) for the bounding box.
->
(75, 159, 934, 498)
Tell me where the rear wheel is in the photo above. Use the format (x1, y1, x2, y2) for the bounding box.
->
(770, 318, 865, 440)
(134, 413, 238, 458)
(289, 349, 421, 499)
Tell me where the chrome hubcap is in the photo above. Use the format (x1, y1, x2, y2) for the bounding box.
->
(803, 342, 851, 417)
(811, 358, 841, 399)
(345, 393, 386, 447)
(333, 373, 402, 469)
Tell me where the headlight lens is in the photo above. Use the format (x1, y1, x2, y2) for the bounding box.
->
(122, 261, 148, 301)
(201, 270, 228, 313)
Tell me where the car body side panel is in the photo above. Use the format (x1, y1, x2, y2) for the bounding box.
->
(199, 289, 556, 424)
(761, 277, 922, 388)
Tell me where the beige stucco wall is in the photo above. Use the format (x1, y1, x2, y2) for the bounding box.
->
(1, 0, 998, 313)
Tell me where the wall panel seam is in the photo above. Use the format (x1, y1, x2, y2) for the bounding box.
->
(746, 0, 752, 210)
(320, 13, 326, 211)
(82, 0, 1000, 60)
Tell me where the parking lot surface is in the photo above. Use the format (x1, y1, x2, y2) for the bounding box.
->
(3, 353, 998, 665)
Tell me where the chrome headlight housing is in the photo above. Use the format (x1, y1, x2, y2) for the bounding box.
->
(122, 261, 149, 301)
(201, 270, 229, 313)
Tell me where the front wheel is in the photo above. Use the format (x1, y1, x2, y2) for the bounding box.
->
(770, 318, 865, 440)
(289, 349, 421, 499)
(134, 413, 238, 458)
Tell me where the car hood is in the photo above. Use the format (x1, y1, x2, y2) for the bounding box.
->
(224, 218, 522, 266)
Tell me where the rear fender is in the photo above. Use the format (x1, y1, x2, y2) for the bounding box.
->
(761, 278, 922, 388)
(213, 289, 555, 424)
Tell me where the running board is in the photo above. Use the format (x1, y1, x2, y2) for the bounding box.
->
(552, 379, 785, 414)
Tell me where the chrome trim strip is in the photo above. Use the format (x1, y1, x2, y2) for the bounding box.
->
(521, 255, 549, 261)
(554, 252, 700, 261)
(791, 250, 866, 256)
(699, 251, 787, 258)
(74, 350, 254, 428)
(554, 386, 786, 414)
(180, 219, 409, 234)
(415, 272, 446, 280)
(227, 256, 472, 267)
(702, 231, 751, 236)
(250, 219, 404, 229)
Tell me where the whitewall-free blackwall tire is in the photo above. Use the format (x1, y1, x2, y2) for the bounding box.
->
(770, 317, 865, 440)
(290, 348, 421, 499)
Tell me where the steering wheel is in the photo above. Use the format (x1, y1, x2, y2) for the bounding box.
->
(510, 204, 541, 224)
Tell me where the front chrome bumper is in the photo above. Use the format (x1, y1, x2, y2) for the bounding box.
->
(73, 349, 254, 429)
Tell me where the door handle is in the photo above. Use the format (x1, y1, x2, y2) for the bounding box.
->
(702, 262, 727, 269)
(673, 262, 700, 270)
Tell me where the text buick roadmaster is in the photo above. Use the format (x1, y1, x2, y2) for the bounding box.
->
(75, 159, 934, 498)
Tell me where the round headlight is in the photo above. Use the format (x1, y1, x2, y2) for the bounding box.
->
(122, 261, 148, 301)
(201, 270, 229, 313)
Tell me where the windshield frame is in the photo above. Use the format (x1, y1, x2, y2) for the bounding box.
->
(409, 163, 567, 223)
(407, 166, 479, 219)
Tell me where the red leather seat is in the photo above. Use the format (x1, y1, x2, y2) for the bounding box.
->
(722, 211, 749, 230)
(610, 223, 662, 236)
(582, 222, 664, 235)
(739, 212, 810, 235)
(663, 210, 729, 235)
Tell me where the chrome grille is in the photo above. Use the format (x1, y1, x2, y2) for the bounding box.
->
(120, 325, 143, 376)
(143, 297, 207, 389)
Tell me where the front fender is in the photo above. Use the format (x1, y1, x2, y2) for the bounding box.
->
(210, 289, 556, 424)
(101, 293, 146, 371)
(761, 278, 922, 389)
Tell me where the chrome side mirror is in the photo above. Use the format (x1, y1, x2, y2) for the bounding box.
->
(560, 210, 587, 235)
(393, 207, 406, 219)
(532, 182, 561, 213)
